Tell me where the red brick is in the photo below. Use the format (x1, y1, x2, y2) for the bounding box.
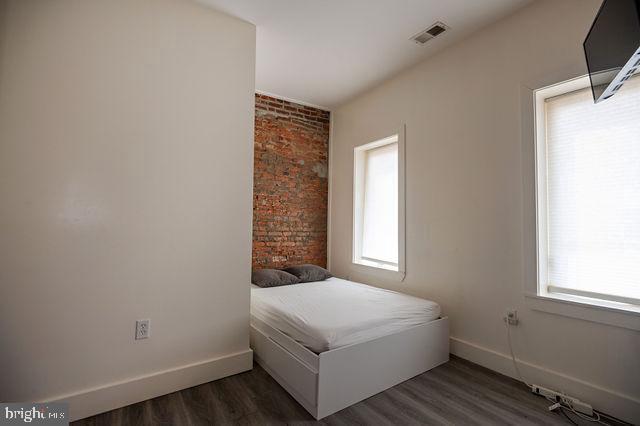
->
(252, 94, 329, 269)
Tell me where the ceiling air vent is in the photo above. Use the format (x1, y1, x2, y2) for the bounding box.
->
(411, 22, 449, 44)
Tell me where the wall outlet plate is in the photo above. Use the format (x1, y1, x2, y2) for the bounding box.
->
(135, 319, 150, 340)
(505, 309, 519, 325)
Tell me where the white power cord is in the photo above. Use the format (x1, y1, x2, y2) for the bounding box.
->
(568, 406, 608, 425)
(549, 397, 611, 426)
(504, 319, 531, 387)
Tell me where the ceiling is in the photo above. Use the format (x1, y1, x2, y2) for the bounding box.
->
(199, 0, 533, 109)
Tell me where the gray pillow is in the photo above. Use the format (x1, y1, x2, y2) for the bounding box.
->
(283, 264, 332, 283)
(251, 269, 301, 288)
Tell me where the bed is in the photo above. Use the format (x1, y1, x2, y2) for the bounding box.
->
(250, 277, 449, 419)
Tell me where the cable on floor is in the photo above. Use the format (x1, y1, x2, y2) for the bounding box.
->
(545, 394, 612, 426)
(504, 321, 612, 426)
(559, 407, 579, 425)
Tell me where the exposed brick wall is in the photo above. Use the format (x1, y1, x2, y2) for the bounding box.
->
(252, 94, 330, 270)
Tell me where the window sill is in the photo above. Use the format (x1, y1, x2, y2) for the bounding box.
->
(524, 292, 640, 331)
(353, 258, 398, 271)
(350, 260, 405, 282)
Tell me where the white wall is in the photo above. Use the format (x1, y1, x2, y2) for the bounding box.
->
(329, 0, 640, 422)
(0, 0, 255, 420)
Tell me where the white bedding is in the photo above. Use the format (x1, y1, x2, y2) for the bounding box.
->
(250, 277, 441, 353)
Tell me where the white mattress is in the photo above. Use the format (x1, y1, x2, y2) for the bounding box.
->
(250, 277, 441, 353)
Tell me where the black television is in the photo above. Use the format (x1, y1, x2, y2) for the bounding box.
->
(583, 0, 640, 103)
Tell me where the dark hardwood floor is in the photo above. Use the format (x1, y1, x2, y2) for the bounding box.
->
(72, 356, 625, 425)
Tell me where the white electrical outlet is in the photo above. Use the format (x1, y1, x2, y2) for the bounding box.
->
(505, 309, 519, 325)
(135, 319, 150, 340)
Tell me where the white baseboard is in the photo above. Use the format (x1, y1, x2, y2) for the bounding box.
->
(450, 337, 640, 424)
(47, 349, 253, 422)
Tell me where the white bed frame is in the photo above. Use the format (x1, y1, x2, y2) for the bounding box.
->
(250, 315, 449, 419)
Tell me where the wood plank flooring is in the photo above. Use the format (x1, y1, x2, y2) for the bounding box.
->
(72, 356, 626, 425)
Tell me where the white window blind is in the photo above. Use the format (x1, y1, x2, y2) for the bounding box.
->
(544, 76, 640, 305)
(361, 142, 398, 264)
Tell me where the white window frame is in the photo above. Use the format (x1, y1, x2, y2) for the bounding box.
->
(352, 127, 406, 277)
(528, 75, 640, 330)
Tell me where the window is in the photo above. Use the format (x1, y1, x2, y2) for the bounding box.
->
(353, 132, 405, 273)
(535, 76, 640, 310)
